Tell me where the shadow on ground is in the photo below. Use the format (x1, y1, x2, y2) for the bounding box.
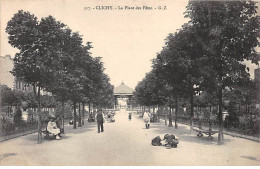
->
(65, 123, 96, 135)
(22, 122, 96, 143)
(22, 133, 72, 143)
(0, 153, 17, 161)
(147, 121, 234, 145)
(240, 156, 260, 162)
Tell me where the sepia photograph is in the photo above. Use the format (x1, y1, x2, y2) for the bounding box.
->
(0, 0, 260, 166)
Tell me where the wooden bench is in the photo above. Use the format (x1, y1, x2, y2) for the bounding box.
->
(193, 128, 218, 139)
(42, 128, 55, 140)
(42, 126, 62, 140)
(88, 117, 95, 122)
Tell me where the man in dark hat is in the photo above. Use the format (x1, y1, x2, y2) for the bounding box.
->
(95, 109, 104, 133)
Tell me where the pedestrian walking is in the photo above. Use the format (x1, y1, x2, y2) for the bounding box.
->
(95, 109, 104, 133)
(128, 112, 132, 121)
(143, 111, 151, 129)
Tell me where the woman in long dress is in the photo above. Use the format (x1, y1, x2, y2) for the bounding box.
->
(143, 111, 151, 129)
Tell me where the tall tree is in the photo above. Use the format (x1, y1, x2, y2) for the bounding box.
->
(185, 0, 259, 144)
(6, 11, 66, 143)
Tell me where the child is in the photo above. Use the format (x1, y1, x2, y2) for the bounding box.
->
(128, 113, 132, 120)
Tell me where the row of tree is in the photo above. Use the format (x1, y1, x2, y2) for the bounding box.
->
(135, 1, 259, 144)
(6, 10, 114, 143)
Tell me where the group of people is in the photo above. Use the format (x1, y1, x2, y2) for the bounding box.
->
(107, 112, 115, 123)
(151, 134, 179, 148)
(143, 111, 179, 148)
(46, 110, 180, 150)
(47, 109, 106, 138)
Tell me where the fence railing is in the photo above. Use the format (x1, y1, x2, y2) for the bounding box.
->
(155, 114, 260, 142)
(0, 122, 48, 142)
(0, 117, 90, 142)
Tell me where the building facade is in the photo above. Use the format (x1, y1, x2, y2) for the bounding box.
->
(0, 55, 15, 89)
(0, 55, 50, 95)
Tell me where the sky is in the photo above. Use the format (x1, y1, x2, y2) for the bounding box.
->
(1, 0, 259, 89)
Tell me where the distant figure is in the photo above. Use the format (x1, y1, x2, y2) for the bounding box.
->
(163, 134, 179, 148)
(110, 114, 115, 122)
(47, 117, 61, 140)
(107, 113, 112, 122)
(143, 111, 151, 129)
(128, 112, 132, 121)
(69, 119, 73, 125)
(95, 109, 104, 133)
(88, 113, 95, 122)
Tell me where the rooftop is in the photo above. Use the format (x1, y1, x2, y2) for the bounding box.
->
(114, 82, 134, 95)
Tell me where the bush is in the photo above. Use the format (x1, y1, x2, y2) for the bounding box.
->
(0, 116, 15, 134)
(252, 118, 260, 135)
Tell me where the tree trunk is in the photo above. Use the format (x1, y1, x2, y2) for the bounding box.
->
(168, 106, 173, 127)
(78, 102, 82, 127)
(89, 102, 91, 115)
(218, 88, 224, 144)
(164, 107, 167, 126)
(153, 106, 155, 122)
(62, 100, 65, 133)
(190, 93, 194, 134)
(175, 97, 178, 129)
(7, 105, 9, 117)
(37, 86, 42, 144)
(32, 107, 34, 121)
(82, 102, 85, 125)
(73, 102, 77, 129)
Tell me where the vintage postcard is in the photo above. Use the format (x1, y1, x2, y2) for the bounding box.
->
(0, 0, 260, 166)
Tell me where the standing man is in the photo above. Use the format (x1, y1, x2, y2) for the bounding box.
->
(95, 109, 104, 133)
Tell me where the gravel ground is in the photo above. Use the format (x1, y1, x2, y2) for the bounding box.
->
(0, 109, 259, 166)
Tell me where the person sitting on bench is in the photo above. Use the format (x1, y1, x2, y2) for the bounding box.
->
(47, 117, 61, 140)
(110, 114, 115, 122)
(163, 134, 179, 148)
